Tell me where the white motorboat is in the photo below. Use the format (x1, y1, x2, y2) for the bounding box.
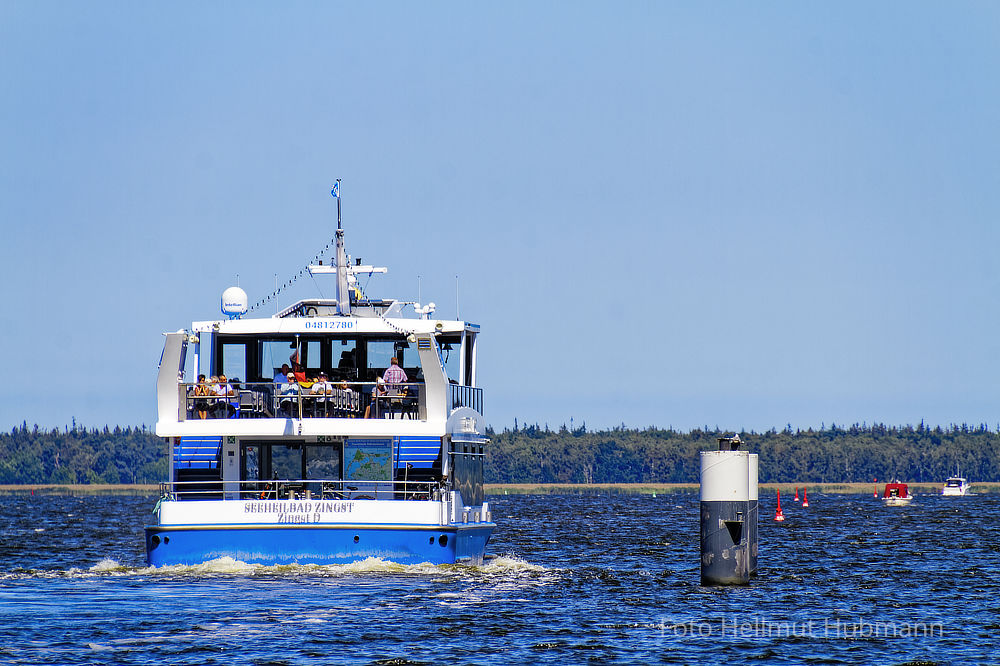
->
(942, 474, 970, 496)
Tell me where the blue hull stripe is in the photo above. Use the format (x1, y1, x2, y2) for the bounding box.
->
(145, 523, 493, 567)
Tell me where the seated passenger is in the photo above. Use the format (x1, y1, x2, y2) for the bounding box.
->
(193, 374, 211, 419)
(274, 363, 291, 384)
(214, 374, 237, 418)
(206, 376, 221, 417)
(364, 377, 388, 418)
(337, 379, 355, 417)
(310, 371, 333, 416)
(229, 378, 244, 418)
(279, 372, 301, 417)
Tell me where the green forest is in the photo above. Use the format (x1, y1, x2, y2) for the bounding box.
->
(1, 420, 997, 485)
(0, 422, 167, 485)
(486, 421, 1000, 484)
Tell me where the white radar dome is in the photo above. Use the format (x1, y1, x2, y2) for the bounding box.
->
(221, 286, 248, 318)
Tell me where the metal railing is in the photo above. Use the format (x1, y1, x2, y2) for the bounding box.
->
(450, 384, 483, 414)
(181, 381, 423, 421)
(160, 478, 443, 501)
(179, 380, 483, 420)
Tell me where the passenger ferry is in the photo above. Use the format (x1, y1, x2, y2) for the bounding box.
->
(146, 184, 493, 566)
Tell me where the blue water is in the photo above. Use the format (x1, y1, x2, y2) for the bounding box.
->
(0, 491, 996, 664)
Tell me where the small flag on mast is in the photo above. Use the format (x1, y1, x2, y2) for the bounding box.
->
(331, 181, 340, 198)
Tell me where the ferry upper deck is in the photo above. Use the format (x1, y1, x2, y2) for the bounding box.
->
(155, 297, 483, 439)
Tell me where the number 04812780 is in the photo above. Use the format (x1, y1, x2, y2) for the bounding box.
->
(305, 321, 355, 330)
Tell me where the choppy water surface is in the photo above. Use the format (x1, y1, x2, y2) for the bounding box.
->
(0, 491, 997, 664)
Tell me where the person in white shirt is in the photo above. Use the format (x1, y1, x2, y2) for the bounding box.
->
(279, 372, 300, 417)
(310, 371, 333, 416)
(337, 379, 355, 417)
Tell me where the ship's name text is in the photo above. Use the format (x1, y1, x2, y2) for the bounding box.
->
(243, 500, 355, 517)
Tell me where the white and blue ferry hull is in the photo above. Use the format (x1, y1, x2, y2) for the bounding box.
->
(145, 523, 494, 567)
(145, 498, 493, 567)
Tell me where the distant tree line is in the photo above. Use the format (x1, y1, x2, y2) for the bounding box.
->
(485, 421, 1000, 484)
(0, 422, 166, 485)
(2, 420, 998, 485)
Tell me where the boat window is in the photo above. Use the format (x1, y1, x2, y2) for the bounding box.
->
(302, 339, 322, 372)
(336, 339, 359, 379)
(221, 342, 247, 383)
(464, 334, 474, 386)
(366, 339, 407, 378)
(258, 339, 298, 380)
(241, 441, 340, 482)
(272, 444, 305, 480)
(306, 445, 341, 480)
(243, 445, 261, 481)
(438, 335, 461, 384)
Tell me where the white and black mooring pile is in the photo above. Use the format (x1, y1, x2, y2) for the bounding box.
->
(699, 435, 758, 585)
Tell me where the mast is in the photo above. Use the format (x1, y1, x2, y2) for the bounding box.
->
(308, 181, 386, 309)
(332, 179, 351, 316)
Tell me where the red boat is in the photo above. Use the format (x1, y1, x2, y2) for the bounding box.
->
(881, 482, 912, 506)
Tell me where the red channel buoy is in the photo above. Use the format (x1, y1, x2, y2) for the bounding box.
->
(774, 489, 785, 521)
(874, 477, 878, 498)
(794, 487, 800, 502)
(802, 486, 809, 507)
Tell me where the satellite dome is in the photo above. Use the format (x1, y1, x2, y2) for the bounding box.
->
(221, 286, 248, 318)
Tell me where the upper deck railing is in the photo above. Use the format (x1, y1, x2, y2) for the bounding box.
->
(450, 384, 482, 414)
(178, 380, 483, 421)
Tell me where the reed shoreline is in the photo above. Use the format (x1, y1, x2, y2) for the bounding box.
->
(0, 484, 161, 496)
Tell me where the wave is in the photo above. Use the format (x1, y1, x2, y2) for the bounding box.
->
(482, 553, 550, 573)
(89, 558, 126, 572)
(1, 552, 554, 581)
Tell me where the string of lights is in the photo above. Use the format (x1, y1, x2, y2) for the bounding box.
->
(350, 273, 418, 338)
(243, 235, 422, 342)
(246, 237, 337, 314)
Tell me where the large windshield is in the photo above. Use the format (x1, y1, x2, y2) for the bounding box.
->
(215, 333, 423, 383)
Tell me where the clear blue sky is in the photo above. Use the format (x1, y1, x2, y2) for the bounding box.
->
(2, 2, 999, 433)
